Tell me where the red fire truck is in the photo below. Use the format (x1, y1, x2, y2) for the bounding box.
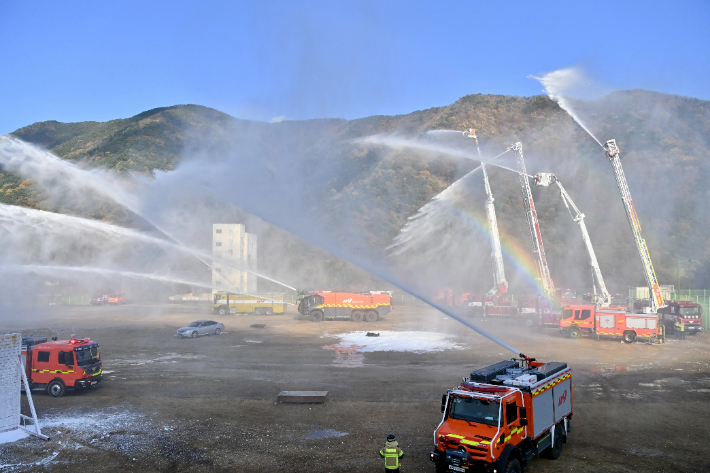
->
(297, 291, 393, 322)
(467, 294, 517, 318)
(559, 305, 658, 343)
(21, 337, 102, 397)
(517, 296, 558, 327)
(431, 356, 572, 472)
(658, 300, 704, 335)
(553, 288, 577, 308)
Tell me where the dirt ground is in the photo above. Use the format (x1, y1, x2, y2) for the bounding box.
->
(1, 303, 709, 472)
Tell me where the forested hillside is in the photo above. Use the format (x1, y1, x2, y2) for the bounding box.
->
(4, 92, 709, 293)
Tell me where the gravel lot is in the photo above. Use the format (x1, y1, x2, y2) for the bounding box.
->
(1, 302, 709, 472)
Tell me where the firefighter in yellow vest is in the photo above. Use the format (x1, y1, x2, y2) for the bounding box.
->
(675, 317, 686, 340)
(379, 434, 404, 472)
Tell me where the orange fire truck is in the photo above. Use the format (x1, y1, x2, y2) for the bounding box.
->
(431, 357, 572, 473)
(297, 291, 393, 322)
(21, 337, 102, 397)
(559, 305, 658, 343)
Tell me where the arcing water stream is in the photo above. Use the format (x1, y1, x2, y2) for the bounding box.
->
(0, 203, 298, 292)
(7, 264, 293, 305)
(530, 68, 605, 148)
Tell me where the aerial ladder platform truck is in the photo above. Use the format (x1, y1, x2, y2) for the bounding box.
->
(558, 140, 660, 342)
(462, 130, 516, 318)
(431, 355, 573, 473)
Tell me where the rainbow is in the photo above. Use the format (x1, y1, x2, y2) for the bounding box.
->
(447, 203, 548, 296)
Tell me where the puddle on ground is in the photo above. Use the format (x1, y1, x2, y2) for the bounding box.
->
(323, 343, 364, 367)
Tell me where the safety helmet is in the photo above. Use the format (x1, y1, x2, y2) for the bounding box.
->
(387, 434, 395, 440)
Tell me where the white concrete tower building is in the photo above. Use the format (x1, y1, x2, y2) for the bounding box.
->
(212, 224, 257, 294)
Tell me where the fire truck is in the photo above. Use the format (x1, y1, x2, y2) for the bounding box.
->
(212, 291, 286, 315)
(560, 305, 658, 343)
(431, 356, 572, 473)
(554, 288, 578, 308)
(658, 300, 703, 335)
(297, 291, 393, 322)
(21, 337, 102, 398)
(517, 296, 558, 327)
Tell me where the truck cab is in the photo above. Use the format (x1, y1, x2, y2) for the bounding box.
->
(432, 359, 572, 472)
(658, 301, 703, 334)
(22, 337, 102, 397)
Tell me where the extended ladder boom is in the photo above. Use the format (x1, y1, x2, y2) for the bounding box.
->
(464, 129, 507, 295)
(534, 173, 611, 306)
(510, 143, 555, 297)
(603, 139, 664, 311)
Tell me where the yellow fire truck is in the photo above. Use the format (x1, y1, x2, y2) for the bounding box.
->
(212, 291, 287, 315)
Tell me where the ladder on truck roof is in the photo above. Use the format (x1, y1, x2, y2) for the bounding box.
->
(603, 139, 664, 312)
(509, 143, 555, 298)
(534, 173, 611, 307)
(464, 129, 508, 296)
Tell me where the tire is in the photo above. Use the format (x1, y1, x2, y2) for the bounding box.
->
(569, 326, 581, 339)
(525, 317, 535, 327)
(214, 328, 221, 335)
(265, 308, 274, 315)
(191, 331, 198, 338)
(351, 310, 364, 322)
(47, 380, 65, 398)
(544, 424, 564, 460)
(218, 308, 227, 315)
(364, 311, 378, 322)
(623, 331, 637, 343)
(311, 310, 324, 322)
(504, 457, 522, 473)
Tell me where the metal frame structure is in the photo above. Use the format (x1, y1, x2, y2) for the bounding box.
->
(509, 143, 555, 297)
(534, 173, 611, 306)
(603, 139, 664, 312)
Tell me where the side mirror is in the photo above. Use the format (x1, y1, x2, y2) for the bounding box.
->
(520, 418, 528, 426)
(519, 406, 527, 418)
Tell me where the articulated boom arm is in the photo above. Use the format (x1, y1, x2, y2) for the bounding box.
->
(510, 143, 555, 297)
(603, 140, 664, 311)
(465, 129, 507, 295)
(534, 173, 611, 306)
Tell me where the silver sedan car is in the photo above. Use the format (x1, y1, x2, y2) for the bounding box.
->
(176, 320, 225, 338)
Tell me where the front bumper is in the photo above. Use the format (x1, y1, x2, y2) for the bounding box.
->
(75, 374, 102, 389)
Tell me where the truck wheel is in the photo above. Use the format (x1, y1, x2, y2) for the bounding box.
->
(265, 308, 273, 315)
(47, 380, 65, 398)
(544, 425, 564, 460)
(214, 328, 221, 335)
(623, 331, 637, 343)
(191, 331, 198, 338)
(525, 317, 535, 327)
(365, 311, 378, 322)
(504, 457, 521, 473)
(219, 308, 227, 315)
(311, 310, 323, 322)
(351, 311, 364, 322)
(569, 326, 581, 339)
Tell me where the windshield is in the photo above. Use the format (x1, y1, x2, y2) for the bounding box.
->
(75, 345, 100, 366)
(611, 296, 627, 305)
(449, 396, 500, 426)
(561, 290, 576, 298)
(679, 306, 702, 316)
(188, 322, 202, 327)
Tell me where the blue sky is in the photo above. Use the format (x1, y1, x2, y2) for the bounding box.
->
(1, 0, 708, 134)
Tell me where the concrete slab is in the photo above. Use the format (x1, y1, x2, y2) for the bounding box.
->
(277, 391, 329, 403)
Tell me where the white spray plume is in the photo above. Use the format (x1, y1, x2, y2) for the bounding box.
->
(529, 68, 604, 148)
(0, 136, 142, 210)
(0, 203, 297, 291)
